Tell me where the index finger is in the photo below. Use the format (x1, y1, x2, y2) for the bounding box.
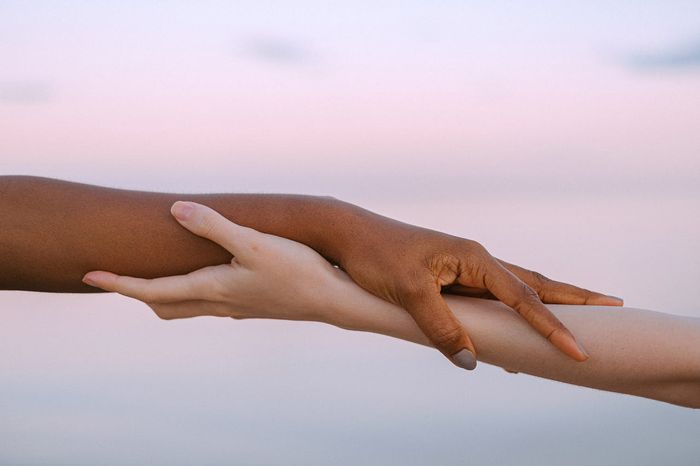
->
(480, 258, 590, 362)
(82, 266, 223, 303)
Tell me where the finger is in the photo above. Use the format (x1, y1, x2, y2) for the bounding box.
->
(478, 258, 590, 362)
(147, 300, 236, 320)
(400, 285, 478, 370)
(442, 284, 496, 300)
(171, 201, 257, 262)
(82, 268, 218, 303)
(497, 259, 623, 306)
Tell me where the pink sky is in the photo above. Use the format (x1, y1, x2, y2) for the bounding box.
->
(1, 2, 699, 464)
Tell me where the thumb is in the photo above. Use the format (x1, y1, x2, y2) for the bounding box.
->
(170, 201, 255, 261)
(402, 288, 478, 370)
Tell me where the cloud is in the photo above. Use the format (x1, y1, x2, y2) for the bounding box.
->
(626, 39, 700, 70)
(239, 37, 315, 65)
(0, 81, 54, 104)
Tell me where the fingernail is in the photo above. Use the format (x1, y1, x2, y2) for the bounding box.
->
(171, 201, 194, 221)
(82, 274, 96, 287)
(575, 339, 590, 360)
(607, 295, 624, 304)
(452, 349, 477, 370)
(550, 328, 589, 362)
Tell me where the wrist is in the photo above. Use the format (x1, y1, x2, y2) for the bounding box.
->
(302, 198, 373, 267)
(309, 268, 364, 330)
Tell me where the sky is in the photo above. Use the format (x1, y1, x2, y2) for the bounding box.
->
(1, 1, 699, 198)
(1, 1, 699, 465)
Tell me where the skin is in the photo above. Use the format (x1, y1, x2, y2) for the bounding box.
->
(0, 176, 623, 369)
(84, 203, 700, 409)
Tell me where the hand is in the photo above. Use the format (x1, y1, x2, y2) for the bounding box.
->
(83, 202, 344, 323)
(330, 207, 623, 369)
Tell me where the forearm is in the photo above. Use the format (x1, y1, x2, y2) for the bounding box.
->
(326, 277, 700, 407)
(0, 176, 357, 292)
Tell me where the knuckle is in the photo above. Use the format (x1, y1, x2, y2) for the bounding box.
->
(198, 215, 219, 238)
(536, 288, 551, 303)
(247, 240, 263, 254)
(522, 282, 541, 301)
(191, 268, 226, 296)
(240, 228, 265, 254)
(141, 283, 160, 303)
(461, 255, 490, 288)
(529, 274, 551, 302)
(427, 253, 460, 285)
(546, 321, 566, 339)
(531, 271, 549, 286)
(430, 325, 463, 349)
(464, 239, 489, 257)
(143, 292, 157, 304)
(210, 279, 230, 300)
(513, 285, 542, 322)
(111, 275, 126, 290)
(459, 242, 492, 278)
(578, 287, 596, 304)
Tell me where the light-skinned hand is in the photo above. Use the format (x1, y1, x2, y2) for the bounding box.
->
(84, 201, 623, 370)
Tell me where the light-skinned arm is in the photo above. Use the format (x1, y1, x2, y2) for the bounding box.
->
(83, 202, 700, 408)
(341, 296, 700, 409)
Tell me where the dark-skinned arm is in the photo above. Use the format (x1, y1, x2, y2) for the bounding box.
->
(0, 175, 623, 369)
(0, 176, 350, 293)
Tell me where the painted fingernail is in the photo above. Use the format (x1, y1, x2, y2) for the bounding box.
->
(171, 201, 194, 221)
(452, 349, 477, 370)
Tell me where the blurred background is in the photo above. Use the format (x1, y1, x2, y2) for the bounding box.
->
(1, 1, 699, 464)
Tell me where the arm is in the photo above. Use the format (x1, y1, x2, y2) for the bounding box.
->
(335, 292, 700, 409)
(1, 176, 623, 367)
(0, 175, 344, 292)
(83, 203, 700, 408)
